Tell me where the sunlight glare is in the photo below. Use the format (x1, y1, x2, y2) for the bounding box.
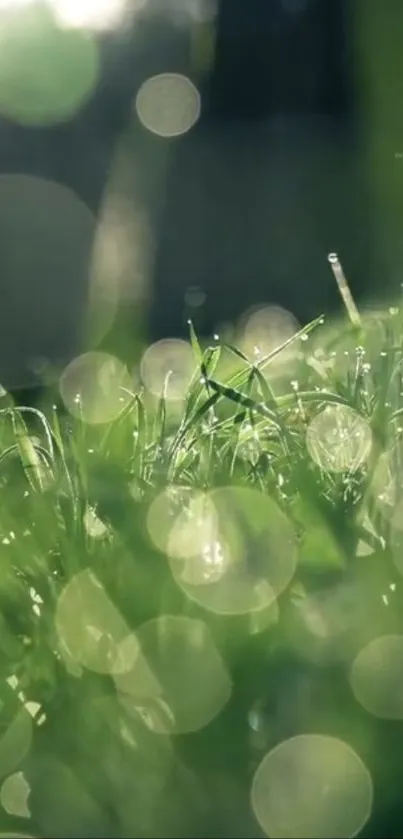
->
(50, 0, 139, 30)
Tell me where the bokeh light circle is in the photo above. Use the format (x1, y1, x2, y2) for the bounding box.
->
(135, 73, 201, 138)
(239, 305, 300, 367)
(59, 351, 132, 423)
(0, 771, 30, 818)
(251, 734, 373, 839)
(350, 634, 403, 719)
(147, 486, 208, 559)
(140, 339, 195, 400)
(89, 195, 153, 346)
(306, 405, 372, 473)
(115, 615, 232, 735)
(55, 568, 138, 675)
(0, 175, 96, 390)
(0, 2, 99, 125)
(149, 486, 297, 615)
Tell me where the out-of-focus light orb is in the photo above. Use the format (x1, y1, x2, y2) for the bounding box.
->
(0, 771, 30, 819)
(167, 493, 228, 584)
(140, 339, 195, 400)
(306, 405, 372, 473)
(89, 196, 153, 346)
(0, 2, 99, 125)
(166, 486, 297, 615)
(60, 351, 132, 424)
(135, 73, 201, 138)
(147, 488, 224, 584)
(146, 486, 198, 556)
(184, 284, 206, 309)
(55, 568, 138, 675)
(0, 175, 95, 391)
(50, 0, 143, 30)
(115, 615, 231, 735)
(350, 635, 403, 719)
(239, 305, 300, 368)
(251, 734, 373, 839)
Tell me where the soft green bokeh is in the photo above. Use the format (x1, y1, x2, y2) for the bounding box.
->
(0, 3, 99, 126)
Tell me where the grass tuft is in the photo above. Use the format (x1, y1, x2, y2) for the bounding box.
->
(1, 284, 403, 835)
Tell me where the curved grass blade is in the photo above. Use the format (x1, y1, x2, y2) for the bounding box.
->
(188, 318, 203, 364)
(224, 315, 324, 392)
(9, 409, 53, 492)
(184, 345, 221, 420)
(16, 406, 54, 460)
(206, 378, 280, 424)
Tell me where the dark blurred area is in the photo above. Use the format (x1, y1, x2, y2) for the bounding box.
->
(149, 0, 378, 341)
(0, 0, 403, 393)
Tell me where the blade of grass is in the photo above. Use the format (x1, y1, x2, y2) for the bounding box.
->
(188, 318, 203, 365)
(9, 409, 53, 492)
(225, 314, 325, 392)
(173, 317, 323, 452)
(328, 253, 362, 329)
(183, 344, 221, 420)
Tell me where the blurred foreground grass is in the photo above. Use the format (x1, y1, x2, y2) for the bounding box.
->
(1, 298, 403, 836)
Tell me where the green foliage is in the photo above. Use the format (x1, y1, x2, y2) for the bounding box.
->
(0, 307, 403, 836)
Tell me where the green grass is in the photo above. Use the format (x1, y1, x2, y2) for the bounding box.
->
(1, 291, 403, 836)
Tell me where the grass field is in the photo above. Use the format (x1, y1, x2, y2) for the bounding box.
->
(1, 274, 403, 836)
